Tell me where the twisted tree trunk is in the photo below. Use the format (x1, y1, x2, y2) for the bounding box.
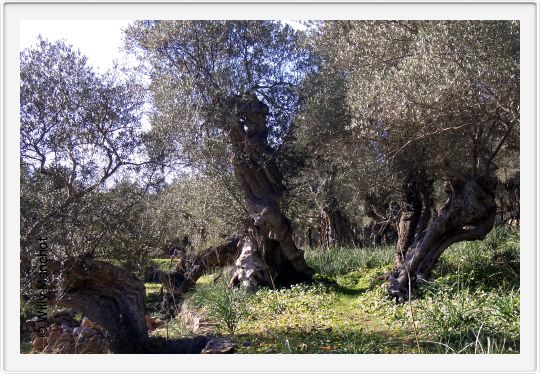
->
(159, 237, 241, 296)
(33, 256, 149, 353)
(394, 171, 436, 268)
(387, 175, 497, 301)
(159, 94, 313, 294)
(227, 93, 314, 289)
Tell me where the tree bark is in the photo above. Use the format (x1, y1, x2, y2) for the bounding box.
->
(394, 171, 436, 267)
(227, 93, 314, 289)
(159, 237, 241, 296)
(320, 205, 356, 248)
(387, 176, 497, 301)
(159, 94, 313, 295)
(57, 257, 148, 353)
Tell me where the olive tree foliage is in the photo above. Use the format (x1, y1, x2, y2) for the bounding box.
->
(145, 174, 246, 252)
(20, 39, 156, 350)
(125, 20, 312, 173)
(125, 20, 316, 289)
(290, 39, 403, 247)
(288, 68, 363, 246)
(20, 39, 152, 279)
(307, 21, 519, 299)
(21, 39, 147, 237)
(313, 21, 518, 178)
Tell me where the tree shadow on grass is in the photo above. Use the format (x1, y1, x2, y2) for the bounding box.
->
(144, 335, 210, 353)
(313, 274, 381, 297)
(233, 326, 416, 354)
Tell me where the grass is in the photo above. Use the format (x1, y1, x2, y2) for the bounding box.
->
(143, 226, 519, 354)
(187, 279, 249, 335)
(150, 258, 180, 271)
(305, 244, 394, 276)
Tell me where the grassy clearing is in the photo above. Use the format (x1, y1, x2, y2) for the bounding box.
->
(145, 226, 519, 354)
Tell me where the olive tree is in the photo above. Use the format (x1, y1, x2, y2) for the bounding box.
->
(20, 39, 150, 351)
(125, 20, 315, 291)
(311, 21, 519, 299)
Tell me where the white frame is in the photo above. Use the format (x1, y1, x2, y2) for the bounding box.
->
(1, 1, 537, 373)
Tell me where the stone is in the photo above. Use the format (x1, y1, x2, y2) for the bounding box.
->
(28, 313, 110, 354)
(25, 317, 41, 332)
(50, 309, 78, 328)
(31, 336, 47, 352)
(80, 317, 97, 329)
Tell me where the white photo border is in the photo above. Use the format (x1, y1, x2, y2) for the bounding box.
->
(2, 1, 537, 373)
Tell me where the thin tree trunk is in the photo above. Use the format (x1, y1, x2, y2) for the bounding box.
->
(320, 207, 356, 248)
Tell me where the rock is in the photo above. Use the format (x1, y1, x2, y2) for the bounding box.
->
(78, 326, 98, 338)
(60, 324, 73, 333)
(31, 336, 47, 352)
(25, 317, 41, 332)
(50, 309, 78, 328)
(46, 326, 62, 347)
(80, 317, 97, 329)
(54, 332, 75, 354)
(179, 303, 217, 333)
(201, 338, 236, 354)
(29, 314, 110, 354)
(75, 334, 109, 354)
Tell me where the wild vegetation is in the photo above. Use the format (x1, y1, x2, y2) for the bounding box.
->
(141, 226, 519, 354)
(20, 20, 519, 354)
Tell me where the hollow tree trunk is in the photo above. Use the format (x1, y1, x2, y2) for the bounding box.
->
(227, 93, 314, 289)
(387, 176, 497, 301)
(57, 257, 148, 353)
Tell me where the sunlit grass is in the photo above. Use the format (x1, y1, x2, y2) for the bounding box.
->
(146, 226, 520, 354)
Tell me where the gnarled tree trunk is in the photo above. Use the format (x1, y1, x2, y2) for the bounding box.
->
(387, 175, 497, 301)
(159, 237, 241, 296)
(57, 257, 148, 353)
(227, 93, 314, 289)
(158, 94, 313, 294)
(394, 171, 436, 268)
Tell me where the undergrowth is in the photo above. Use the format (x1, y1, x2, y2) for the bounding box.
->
(144, 226, 519, 354)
